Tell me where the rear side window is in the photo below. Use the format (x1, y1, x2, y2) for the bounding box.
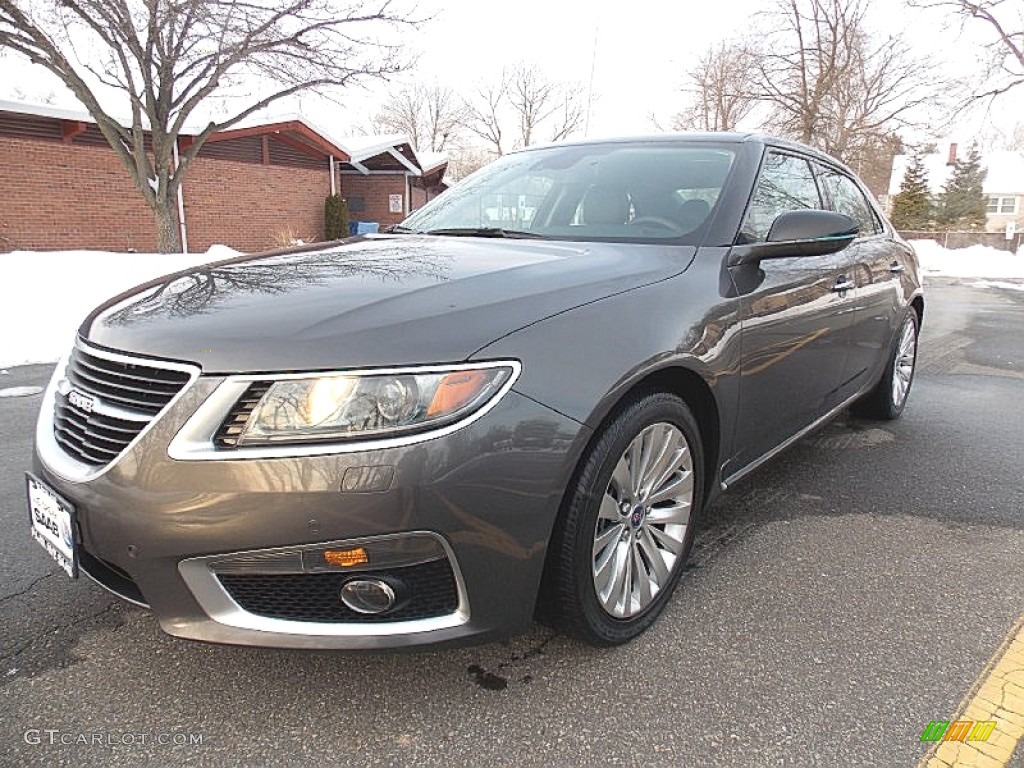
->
(739, 152, 823, 243)
(818, 168, 882, 236)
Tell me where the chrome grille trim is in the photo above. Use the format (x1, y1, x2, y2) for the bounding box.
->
(177, 532, 470, 637)
(38, 340, 200, 481)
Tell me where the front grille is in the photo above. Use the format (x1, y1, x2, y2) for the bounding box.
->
(53, 344, 193, 466)
(213, 381, 272, 447)
(217, 558, 459, 623)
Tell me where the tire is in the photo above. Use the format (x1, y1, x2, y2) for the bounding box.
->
(541, 392, 704, 646)
(853, 309, 920, 420)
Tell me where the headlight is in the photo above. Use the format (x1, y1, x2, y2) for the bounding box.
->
(234, 364, 517, 446)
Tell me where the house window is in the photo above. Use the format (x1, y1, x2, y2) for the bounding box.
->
(987, 196, 1018, 214)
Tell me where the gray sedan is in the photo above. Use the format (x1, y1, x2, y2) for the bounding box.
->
(28, 133, 923, 649)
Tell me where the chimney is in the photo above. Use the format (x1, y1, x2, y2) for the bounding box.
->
(947, 142, 958, 166)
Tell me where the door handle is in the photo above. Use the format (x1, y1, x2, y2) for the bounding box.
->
(833, 277, 856, 293)
(889, 261, 905, 274)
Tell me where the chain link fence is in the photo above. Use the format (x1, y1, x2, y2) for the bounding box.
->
(898, 231, 1022, 252)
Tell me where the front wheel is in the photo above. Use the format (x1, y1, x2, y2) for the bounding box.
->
(854, 309, 919, 420)
(541, 392, 704, 646)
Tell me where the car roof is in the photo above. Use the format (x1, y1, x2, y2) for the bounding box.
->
(512, 132, 858, 178)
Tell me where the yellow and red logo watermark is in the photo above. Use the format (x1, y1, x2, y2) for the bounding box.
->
(920, 720, 997, 743)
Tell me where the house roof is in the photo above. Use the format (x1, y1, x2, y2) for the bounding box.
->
(0, 98, 115, 125)
(888, 146, 1024, 196)
(416, 151, 448, 174)
(338, 133, 409, 160)
(226, 113, 416, 167)
(201, 119, 350, 161)
(225, 113, 450, 175)
(0, 99, 448, 176)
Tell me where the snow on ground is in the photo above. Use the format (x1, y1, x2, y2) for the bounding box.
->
(910, 239, 1024, 280)
(970, 280, 1024, 292)
(0, 239, 1021, 370)
(0, 246, 239, 368)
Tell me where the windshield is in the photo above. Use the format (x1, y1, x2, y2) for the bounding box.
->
(401, 141, 738, 244)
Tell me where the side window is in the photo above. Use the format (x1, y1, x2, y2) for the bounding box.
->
(739, 153, 823, 243)
(819, 168, 881, 236)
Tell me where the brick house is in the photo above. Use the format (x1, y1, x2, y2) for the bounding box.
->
(0, 100, 447, 253)
(333, 135, 448, 227)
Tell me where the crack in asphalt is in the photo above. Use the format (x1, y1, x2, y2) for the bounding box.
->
(0, 600, 121, 667)
(0, 571, 56, 606)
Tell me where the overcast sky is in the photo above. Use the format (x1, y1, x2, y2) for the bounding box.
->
(0, 0, 1018, 147)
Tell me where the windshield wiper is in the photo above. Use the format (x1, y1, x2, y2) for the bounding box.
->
(382, 224, 421, 234)
(422, 227, 545, 239)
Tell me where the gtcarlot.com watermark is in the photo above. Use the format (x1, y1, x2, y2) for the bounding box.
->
(24, 729, 203, 747)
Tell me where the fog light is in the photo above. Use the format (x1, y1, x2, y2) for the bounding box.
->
(340, 578, 396, 614)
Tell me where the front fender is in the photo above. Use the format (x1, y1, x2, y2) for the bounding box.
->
(472, 247, 745, 468)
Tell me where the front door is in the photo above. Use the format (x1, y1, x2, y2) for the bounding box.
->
(725, 151, 858, 475)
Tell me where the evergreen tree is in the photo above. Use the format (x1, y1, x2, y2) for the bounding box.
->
(935, 146, 988, 231)
(324, 195, 350, 241)
(890, 152, 933, 230)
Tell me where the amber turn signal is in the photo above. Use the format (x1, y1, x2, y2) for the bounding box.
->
(323, 547, 368, 567)
(427, 370, 491, 417)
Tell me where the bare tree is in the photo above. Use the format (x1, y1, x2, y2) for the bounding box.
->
(371, 81, 468, 153)
(545, 86, 584, 143)
(508, 63, 582, 147)
(672, 41, 760, 131)
(755, 0, 940, 167)
(464, 74, 508, 155)
(11, 84, 57, 103)
(446, 145, 495, 181)
(911, 0, 1024, 100)
(0, 0, 414, 252)
(464, 63, 582, 155)
(1005, 120, 1024, 149)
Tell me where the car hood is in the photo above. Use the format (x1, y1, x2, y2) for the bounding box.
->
(82, 235, 694, 373)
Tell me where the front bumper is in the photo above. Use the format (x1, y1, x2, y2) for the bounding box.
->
(32, 362, 587, 650)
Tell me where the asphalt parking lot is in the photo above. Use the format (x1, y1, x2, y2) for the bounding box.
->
(1, 278, 1022, 767)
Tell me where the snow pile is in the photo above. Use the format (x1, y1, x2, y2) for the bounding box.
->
(909, 239, 1024, 279)
(970, 280, 1024, 293)
(0, 246, 239, 368)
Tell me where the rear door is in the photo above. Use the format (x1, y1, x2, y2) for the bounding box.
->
(815, 164, 903, 399)
(726, 150, 858, 475)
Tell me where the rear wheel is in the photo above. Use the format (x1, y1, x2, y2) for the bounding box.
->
(854, 309, 919, 420)
(542, 392, 704, 646)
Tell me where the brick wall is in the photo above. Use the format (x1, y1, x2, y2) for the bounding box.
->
(341, 173, 407, 228)
(0, 132, 422, 253)
(0, 135, 157, 251)
(185, 157, 329, 252)
(409, 185, 446, 213)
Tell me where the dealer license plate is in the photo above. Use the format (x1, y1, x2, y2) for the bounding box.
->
(27, 473, 78, 578)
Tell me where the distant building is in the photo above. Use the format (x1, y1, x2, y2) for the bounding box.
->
(0, 100, 448, 253)
(887, 143, 1022, 234)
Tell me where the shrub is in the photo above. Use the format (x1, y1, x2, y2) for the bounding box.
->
(325, 194, 349, 241)
(270, 227, 306, 248)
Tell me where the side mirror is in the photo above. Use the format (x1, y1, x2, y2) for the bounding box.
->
(728, 210, 859, 266)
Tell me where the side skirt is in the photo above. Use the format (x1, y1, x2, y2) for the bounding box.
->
(719, 388, 868, 492)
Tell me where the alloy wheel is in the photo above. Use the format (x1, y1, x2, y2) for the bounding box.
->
(591, 422, 694, 619)
(891, 318, 917, 408)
